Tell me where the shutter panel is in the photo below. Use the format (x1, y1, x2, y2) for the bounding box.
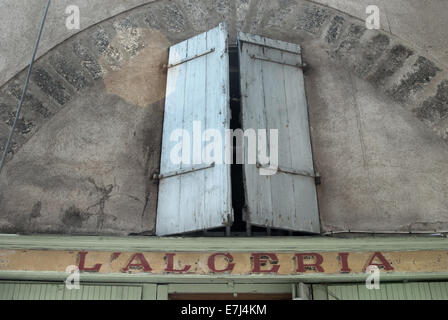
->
(238, 32, 320, 233)
(156, 24, 232, 236)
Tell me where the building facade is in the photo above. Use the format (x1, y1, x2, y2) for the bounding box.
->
(1, 0, 448, 300)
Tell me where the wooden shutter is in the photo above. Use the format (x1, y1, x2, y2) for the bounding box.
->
(156, 24, 232, 236)
(238, 32, 320, 233)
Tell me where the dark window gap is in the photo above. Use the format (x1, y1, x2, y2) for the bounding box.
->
(228, 45, 246, 234)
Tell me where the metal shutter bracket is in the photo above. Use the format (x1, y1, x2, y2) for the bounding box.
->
(154, 162, 216, 180)
(166, 48, 216, 69)
(256, 163, 321, 185)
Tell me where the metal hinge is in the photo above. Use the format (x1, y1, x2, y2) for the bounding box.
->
(154, 162, 215, 180)
(166, 48, 215, 69)
(257, 163, 321, 185)
(249, 54, 302, 69)
(239, 39, 300, 55)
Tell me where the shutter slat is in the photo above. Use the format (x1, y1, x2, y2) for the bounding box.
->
(429, 282, 448, 300)
(204, 24, 232, 229)
(157, 37, 188, 235)
(178, 30, 207, 232)
(240, 39, 273, 228)
(261, 47, 296, 230)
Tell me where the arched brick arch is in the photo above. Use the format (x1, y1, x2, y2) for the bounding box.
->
(1, 0, 446, 157)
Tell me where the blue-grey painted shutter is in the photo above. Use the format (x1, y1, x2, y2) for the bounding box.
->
(156, 23, 232, 236)
(238, 32, 320, 233)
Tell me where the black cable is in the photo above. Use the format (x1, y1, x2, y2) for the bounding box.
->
(0, 0, 51, 176)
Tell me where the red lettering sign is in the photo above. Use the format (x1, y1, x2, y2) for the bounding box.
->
(295, 253, 325, 273)
(365, 252, 394, 271)
(251, 253, 280, 273)
(77, 251, 102, 272)
(338, 252, 352, 273)
(121, 253, 152, 272)
(164, 253, 191, 273)
(207, 253, 235, 273)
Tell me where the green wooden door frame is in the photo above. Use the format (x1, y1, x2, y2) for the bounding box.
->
(0, 281, 293, 300)
(1, 235, 448, 284)
(3, 280, 448, 300)
(155, 283, 293, 300)
(1, 235, 447, 252)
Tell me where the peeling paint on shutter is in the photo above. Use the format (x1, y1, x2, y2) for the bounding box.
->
(238, 32, 320, 233)
(156, 23, 232, 236)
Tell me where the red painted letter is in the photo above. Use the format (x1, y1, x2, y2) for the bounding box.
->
(78, 251, 102, 272)
(121, 253, 152, 272)
(338, 252, 351, 273)
(295, 253, 325, 273)
(208, 253, 235, 273)
(365, 252, 394, 271)
(252, 253, 280, 273)
(164, 253, 191, 273)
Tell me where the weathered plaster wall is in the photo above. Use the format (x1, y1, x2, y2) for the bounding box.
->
(1, 0, 448, 89)
(0, 0, 447, 235)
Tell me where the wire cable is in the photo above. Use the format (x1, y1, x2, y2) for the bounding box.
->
(0, 0, 51, 176)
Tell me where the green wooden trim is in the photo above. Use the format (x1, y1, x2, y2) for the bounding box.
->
(1, 234, 448, 284)
(157, 285, 168, 300)
(312, 284, 329, 300)
(142, 284, 157, 300)
(2, 270, 448, 284)
(0, 234, 447, 252)
(0, 280, 144, 300)
(314, 282, 448, 300)
(167, 283, 291, 294)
